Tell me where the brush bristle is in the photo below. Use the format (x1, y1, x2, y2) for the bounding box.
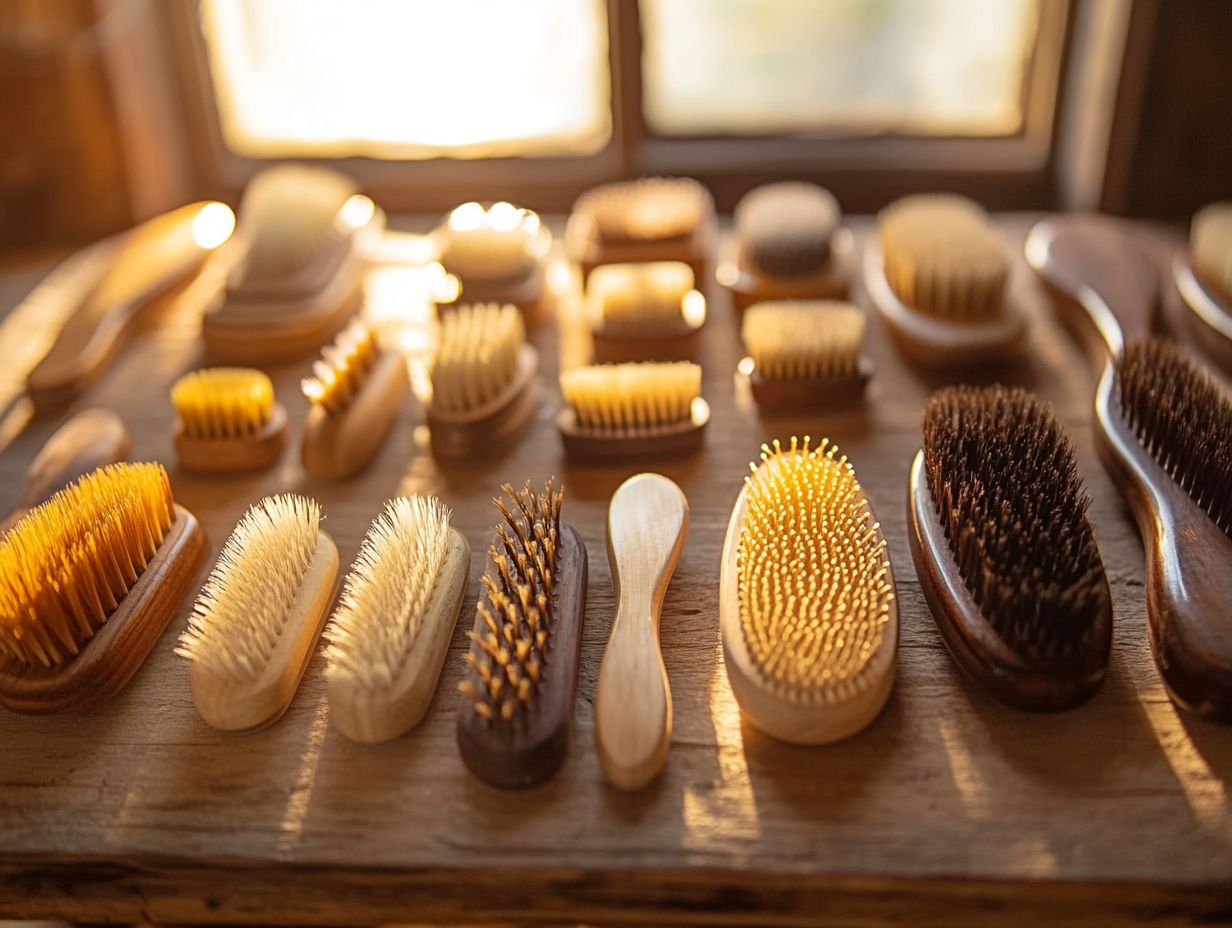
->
(923, 386, 1108, 661)
(0, 462, 174, 667)
(172, 368, 274, 440)
(742, 301, 864, 380)
(430, 303, 525, 414)
(738, 437, 893, 703)
(878, 194, 1008, 320)
(575, 177, 711, 243)
(1191, 202, 1232, 303)
(439, 201, 541, 281)
(301, 321, 380, 415)
(324, 496, 450, 691)
(1116, 338, 1232, 535)
(592, 262, 695, 337)
(459, 479, 564, 722)
(735, 182, 840, 278)
(176, 494, 321, 682)
(561, 361, 700, 432)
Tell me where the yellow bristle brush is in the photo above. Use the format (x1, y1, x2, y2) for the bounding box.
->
(324, 495, 470, 743)
(1173, 202, 1232, 370)
(720, 437, 897, 744)
(557, 361, 709, 463)
(0, 462, 204, 714)
(588, 261, 706, 363)
(301, 320, 409, 479)
(176, 494, 338, 731)
(171, 367, 287, 473)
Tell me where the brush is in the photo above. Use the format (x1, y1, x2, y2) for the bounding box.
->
(864, 193, 1025, 367)
(435, 201, 551, 318)
(456, 478, 588, 788)
(176, 494, 338, 730)
(324, 495, 470, 743)
(720, 437, 897, 743)
(1028, 214, 1232, 720)
(426, 303, 539, 459)
(595, 473, 687, 789)
(0, 462, 205, 714)
(588, 261, 706, 363)
(171, 367, 287, 473)
(556, 361, 709, 463)
(1173, 202, 1232, 370)
(301, 320, 409, 479)
(738, 300, 872, 413)
(909, 385, 1112, 709)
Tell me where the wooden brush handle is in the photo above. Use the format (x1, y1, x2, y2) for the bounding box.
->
(596, 474, 688, 789)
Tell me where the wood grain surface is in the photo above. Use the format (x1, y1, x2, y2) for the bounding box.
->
(0, 216, 1230, 926)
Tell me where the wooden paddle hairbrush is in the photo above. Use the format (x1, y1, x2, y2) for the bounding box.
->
(587, 261, 706, 363)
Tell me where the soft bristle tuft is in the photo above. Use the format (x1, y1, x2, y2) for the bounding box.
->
(301, 321, 379, 415)
(1116, 338, 1232, 535)
(1191, 202, 1232, 303)
(0, 462, 174, 667)
(172, 368, 274, 439)
(742, 301, 864, 380)
(735, 182, 840, 278)
(561, 362, 700, 432)
(439, 202, 540, 281)
(592, 262, 694, 337)
(738, 437, 893, 703)
(430, 303, 525, 414)
(176, 494, 320, 682)
(575, 177, 710, 243)
(923, 386, 1109, 661)
(459, 479, 564, 722)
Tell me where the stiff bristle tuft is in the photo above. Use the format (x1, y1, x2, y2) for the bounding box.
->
(0, 462, 174, 667)
(1116, 338, 1232, 535)
(301, 321, 380, 415)
(561, 362, 700, 432)
(430, 303, 525, 414)
(575, 177, 711, 243)
(176, 494, 321, 682)
(735, 182, 840, 278)
(592, 262, 695, 337)
(742, 301, 864, 380)
(738, 437, 893, 703)
(172, 367, 274, 440)
(1191, 202, 1232, 303)
(923, 386, 1109, 661)
(459, 479, 564, 722)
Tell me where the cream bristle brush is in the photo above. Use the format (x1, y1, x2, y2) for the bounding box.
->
(0, 462, 204, 714)
(435, 201, 551, 316)
(1173, 202, 1232, 370)
(301, 320, 409, 479)
(588, 261, 706, 363)
(739, 300, 872, 412)
(556, 361, 709, 463)
(720, 437, 897, 744)
(176, 494, 338, 731)
(324, 495, 470, 743)
(426, 303, 539, 458)
(171, 367, 287, 473)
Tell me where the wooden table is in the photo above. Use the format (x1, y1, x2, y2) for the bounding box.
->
(0, 217, 1229, 927)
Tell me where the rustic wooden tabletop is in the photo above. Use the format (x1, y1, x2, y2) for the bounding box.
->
(0, 216, 1228, 927)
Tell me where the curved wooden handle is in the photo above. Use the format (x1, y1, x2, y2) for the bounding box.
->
(596, 474, 688, 789)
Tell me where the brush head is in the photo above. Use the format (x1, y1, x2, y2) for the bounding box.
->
(430, 303, 525, 415)
(742, 300, 865, 380)
(0, 462, 174, 667)
(878, 194, 1008, 320)
(176, 494, 321, 683)
(923, 385, 1109, 663)
(301, 320, 380, 416)
(591, 262, 697, 337)
(560, 361, 701, 432)
(1191, 202, 1232, 304)
(172, 367, 275, 440)
(735, 182, 840, 279)
(1116, 338, 1232, 535)
(438, 201, 543, 281)
(459, 479, 564, 722)
(737, 437, 894, 704)
(575, 177, 712, 244)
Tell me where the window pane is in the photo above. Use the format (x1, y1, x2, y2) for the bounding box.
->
(199, 0, 610, 159)
(641, 0, 1040, 137)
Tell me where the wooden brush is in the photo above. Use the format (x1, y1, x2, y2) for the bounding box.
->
(1173, 202, 1232, 369)
(909, 385, 1112, 710)
(588, 262, 706, 363)
(0, 462, 204, 714)
(720, 437, 897, 744)
(176, 494, 338, 731)
(739, 300, 872, 412)
(595, 473, 687, 790)
(865, 194, 1025, 367)
(435, 201, 551, 318)
(556, 362, 709, 463)
(301, 321, 409, 479)
(325, 495, 470, 743)
(172, 367, 287, 473)
(426, 303, 538, 459)
(456, 479, 588, 788)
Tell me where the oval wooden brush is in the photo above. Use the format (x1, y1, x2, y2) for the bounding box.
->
(176, 494, 338, 731)
(434, 201, 551, 319)
(0, 462, 205, 714)
(587, 262, 706, 363)
(171, 368, 287, 473)
(595, 474, 687, 790)
(1173, 202, 1232, 370)
(301, 321, 409, 479)
(556, 361, 709, 464)
(720, 437, 897, 744)
(865, 194, 1025, 367)
(909, 385, 1112, 710)
(324, 495, 470, 743)
(456, 479, 588, 788)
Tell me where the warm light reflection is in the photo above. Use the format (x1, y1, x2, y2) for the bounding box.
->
(191, 202, 236, 250)
(337, 194, 376, 233)
(736, 356, 756, 378)
(937, 715, 990, 818)
(715, 260, 740, 288)
(1138, 685, 1229, 837)
(682, 289, 707, 329)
